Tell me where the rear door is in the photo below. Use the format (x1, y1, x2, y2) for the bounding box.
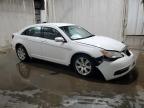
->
(22, 26, 43, 58)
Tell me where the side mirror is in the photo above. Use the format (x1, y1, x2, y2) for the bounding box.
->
(55, 37, 65, 42)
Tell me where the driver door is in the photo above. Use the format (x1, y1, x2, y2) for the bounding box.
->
(40, 27, 71, 64)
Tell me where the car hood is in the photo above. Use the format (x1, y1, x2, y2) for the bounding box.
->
(75, 36, 125, 51)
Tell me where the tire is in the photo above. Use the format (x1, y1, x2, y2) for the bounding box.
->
(72, 54, 95, 76)
(16, 45, 30, 62)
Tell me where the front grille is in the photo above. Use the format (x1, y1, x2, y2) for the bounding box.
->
(122, 47, 131, 56)
(114, 66, 129, 76)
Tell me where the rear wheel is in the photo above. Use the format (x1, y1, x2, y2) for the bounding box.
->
(16, 45, 30, 62)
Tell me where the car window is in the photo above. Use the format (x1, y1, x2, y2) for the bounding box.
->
(42, 27, 62, 40)
(22, 27, 41, 37)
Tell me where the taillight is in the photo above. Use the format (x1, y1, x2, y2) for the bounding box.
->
(12, 35, 14, 39)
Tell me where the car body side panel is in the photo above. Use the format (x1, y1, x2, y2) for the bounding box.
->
(12, 32, 104, 66)
(65, 41, 103, 65)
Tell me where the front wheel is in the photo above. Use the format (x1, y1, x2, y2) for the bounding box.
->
(73, 55, 95, 76)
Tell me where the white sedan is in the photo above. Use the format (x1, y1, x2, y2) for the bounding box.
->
(12, 23, 136, 80)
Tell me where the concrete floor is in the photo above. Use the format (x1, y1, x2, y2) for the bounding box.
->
(0, 49, 144, 108)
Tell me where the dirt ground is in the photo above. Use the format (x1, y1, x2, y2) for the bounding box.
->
(0, 49, 144, 108)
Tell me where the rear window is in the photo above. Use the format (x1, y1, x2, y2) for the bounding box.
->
(21, 27, 41, 37)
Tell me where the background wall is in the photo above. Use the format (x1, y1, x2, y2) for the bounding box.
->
(0, 0, 35, 48)
(47, 0, 126, 41)
(126, 0, 144, 35)
(0, 0, 143, 49)
(125, 0, 144, 50)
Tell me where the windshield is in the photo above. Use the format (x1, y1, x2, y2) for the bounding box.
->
(60, 25, 94, 40)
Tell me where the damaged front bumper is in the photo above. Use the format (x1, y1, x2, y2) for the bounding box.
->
(96, 50, 136, 80)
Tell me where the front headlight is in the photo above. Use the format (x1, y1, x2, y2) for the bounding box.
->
(101, 50, 123, 60)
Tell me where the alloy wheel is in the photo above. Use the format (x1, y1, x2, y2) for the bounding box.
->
(75, 57, 92, 76)
(17, 47, 26, 60)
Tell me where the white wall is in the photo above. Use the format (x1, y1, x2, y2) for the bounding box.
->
(126, 0, 144, 35)
(0, 0, 35, 48)
(47, 0, 125, 41)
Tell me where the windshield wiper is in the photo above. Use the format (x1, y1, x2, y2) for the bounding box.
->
(85, 34, 95, 38)
(72, 34, 95, 40)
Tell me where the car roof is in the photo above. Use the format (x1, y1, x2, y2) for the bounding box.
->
(17, 23, 75, 34)
(32, 23, 75, 27)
